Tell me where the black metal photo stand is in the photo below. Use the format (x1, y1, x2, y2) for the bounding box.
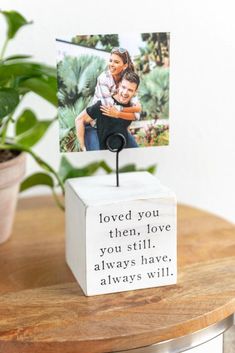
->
(105, 133, 126, 187)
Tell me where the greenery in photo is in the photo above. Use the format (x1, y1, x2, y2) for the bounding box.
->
(138, 67, 169, 120)
(57, 55, 106, 152)
(135, 125, 169, 147)
(135, 32, 170, 74)
(72, 34, 119, 52)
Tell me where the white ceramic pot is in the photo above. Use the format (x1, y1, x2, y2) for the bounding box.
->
(0, 152, 26, 244)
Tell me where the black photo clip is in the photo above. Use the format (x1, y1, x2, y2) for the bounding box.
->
(105, 133, 126, 187)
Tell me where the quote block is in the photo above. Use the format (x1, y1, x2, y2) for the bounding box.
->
(65, 172, 177, 296)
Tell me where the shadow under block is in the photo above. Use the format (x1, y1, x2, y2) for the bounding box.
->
(65, 172, 177, 296)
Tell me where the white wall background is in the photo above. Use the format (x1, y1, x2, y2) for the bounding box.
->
(1, 0, 235, 223)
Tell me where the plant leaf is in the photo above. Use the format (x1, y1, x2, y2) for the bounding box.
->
(0, 62, 56, 85)
(3, 54, 32, 62)
(0, 88, 19, 120)
(146, 164, 157, 174)
(0, 10, 32, 40)
(65, 162, 103, 179)
(74, 161, 110, 177)
(15, 120, 52, 147)
(58, 156, 113, 182)
(20, 172, 54, 192)
(20, 76, 58, 106)
(15, 109, 37, 136)
(99, 161, 112, 174)
(119, 164, 137, 173)
(20, 172, 64, 210)
(119, 163, 157, 174)
(58, 155, 74, 182)
(15, 108, 53, 148)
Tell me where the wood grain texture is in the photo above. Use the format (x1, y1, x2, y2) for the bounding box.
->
(0, 196, 235, 353)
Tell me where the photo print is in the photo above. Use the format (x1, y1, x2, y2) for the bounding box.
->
(56, 32, 170, 152)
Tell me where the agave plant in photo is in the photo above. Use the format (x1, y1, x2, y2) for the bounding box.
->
(57, 55, 106, 151)
(138, 67, 169, 120)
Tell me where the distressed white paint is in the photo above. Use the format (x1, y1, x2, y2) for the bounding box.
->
(65, 172, 177, 296)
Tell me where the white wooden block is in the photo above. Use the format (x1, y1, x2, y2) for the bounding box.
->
(65, 172, 177, 296)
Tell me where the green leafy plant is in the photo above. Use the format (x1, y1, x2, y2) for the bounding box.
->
(0, 10, 66, 208)
(0, 10, 156, 210)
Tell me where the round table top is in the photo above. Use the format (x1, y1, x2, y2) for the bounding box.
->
(0, 196, 235, 353)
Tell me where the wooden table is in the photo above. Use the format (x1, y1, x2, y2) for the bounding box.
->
(0, 196, 235, 353)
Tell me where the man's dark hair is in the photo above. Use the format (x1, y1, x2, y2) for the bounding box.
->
(121, 70, 140, 88)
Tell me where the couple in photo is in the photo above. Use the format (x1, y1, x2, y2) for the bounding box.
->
(75, 47, 141, 152)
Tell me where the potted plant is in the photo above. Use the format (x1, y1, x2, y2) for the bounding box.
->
(0, 10, 64, 243)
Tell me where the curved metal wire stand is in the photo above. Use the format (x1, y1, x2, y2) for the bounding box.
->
(105, 133, 126, 187)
